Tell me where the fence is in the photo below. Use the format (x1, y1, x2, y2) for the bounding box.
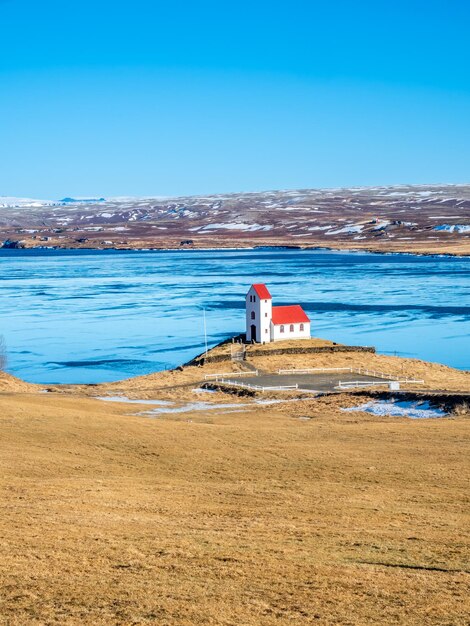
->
(204, 370, 258, 380)
(355, 367, 399, 381)
(215, 379, 299, 392)
(278, 367, 422, 384)
(355, 368, 424, 384)
(336, 378, 424, 390)
(335, 380, 396, 390)
(231, 343, 246, 362)
(278, 367, 353, 375)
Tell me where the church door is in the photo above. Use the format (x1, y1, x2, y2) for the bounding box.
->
(250, 324, 257, 342)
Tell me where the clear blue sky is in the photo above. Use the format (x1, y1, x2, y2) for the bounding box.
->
(1, 0, 469, 198)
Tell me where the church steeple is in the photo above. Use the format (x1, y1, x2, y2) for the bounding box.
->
(245, 284, 272, 343)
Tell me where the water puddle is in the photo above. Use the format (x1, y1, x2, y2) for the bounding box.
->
(342, 399, 447, 419)
(96, 396, 172, 405)
(95, 394, 294, 415)
(140, 398, 293, 415)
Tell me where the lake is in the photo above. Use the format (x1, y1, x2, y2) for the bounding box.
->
(1, 248, 469, 383)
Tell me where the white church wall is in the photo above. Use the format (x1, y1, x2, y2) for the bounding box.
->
(271, 322, 310, 342)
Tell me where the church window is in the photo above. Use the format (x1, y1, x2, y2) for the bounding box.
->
(280, 325, 284, 333)
(290, 324, 294, 332)
(300, 323, 304, 331)
(251, 311, 255, 320)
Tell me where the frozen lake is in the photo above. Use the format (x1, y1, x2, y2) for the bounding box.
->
(1, 248, 469, 383)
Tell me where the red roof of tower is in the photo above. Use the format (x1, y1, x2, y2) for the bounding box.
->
(251, 283, 272, 299)
(271, 305, 310, 325)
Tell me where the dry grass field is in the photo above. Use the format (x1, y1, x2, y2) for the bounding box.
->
(1, 386, 469, 625)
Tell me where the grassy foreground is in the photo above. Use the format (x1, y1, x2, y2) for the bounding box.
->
(0, 389, 469, 625)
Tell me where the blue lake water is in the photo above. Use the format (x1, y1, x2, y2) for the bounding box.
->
(1, 248, 469, 384)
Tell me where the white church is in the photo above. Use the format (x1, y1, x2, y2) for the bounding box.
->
(245, 283, 311, 343)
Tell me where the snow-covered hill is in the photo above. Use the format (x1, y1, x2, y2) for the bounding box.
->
(0, 197, 58, 209)
(1, 184, 469, 253)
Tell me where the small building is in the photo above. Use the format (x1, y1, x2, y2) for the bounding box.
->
(245, 283, 310, 343)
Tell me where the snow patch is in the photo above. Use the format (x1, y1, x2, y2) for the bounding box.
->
(342, 400, 447, 419)
(0, 196, 57, 208)
(325, 224, 364, 235)
(96, 396, 172, 405)
(201, 223, 273, 232)
(434, 224, 470, 233)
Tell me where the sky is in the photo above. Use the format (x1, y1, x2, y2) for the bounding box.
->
(1, 0, 469, 198)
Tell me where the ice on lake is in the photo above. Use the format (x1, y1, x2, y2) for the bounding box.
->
(342, 399, 448, 419)
(1, 248, 469, 383)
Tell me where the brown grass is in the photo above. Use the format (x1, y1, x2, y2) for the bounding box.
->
(0, 341, 468, 623)
(0, 371, 41, 393)
(0, 390, 469, 625)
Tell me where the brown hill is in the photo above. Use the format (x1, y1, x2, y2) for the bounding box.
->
(0, 371, 41, 393)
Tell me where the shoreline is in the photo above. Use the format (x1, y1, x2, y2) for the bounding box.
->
(1, 242, 469, 258)
(4, 335, 470, 389)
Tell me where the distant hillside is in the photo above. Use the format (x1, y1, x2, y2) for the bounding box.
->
(1, 184, 469, 255)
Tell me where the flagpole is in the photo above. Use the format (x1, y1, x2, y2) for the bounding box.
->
(203, 307, 208, 358)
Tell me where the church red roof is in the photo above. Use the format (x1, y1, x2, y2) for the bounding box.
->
(251, 283, 272, 299)
(271, 305, 310, 325)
